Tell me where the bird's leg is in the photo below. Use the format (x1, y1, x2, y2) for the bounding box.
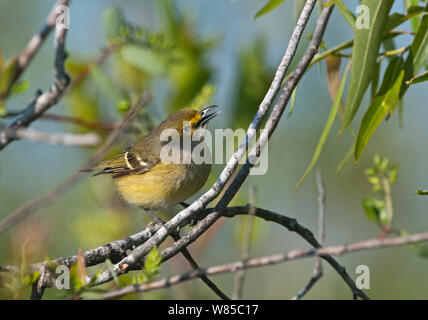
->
(180, 202, 190, 208)
(144, 208, 165, 226)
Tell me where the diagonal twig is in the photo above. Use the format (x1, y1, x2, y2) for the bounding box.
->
(169, 231, 230, 300)
(292, 168, 325, 300)
(232, 186, 257, 300)
(0, 127, 100, 146)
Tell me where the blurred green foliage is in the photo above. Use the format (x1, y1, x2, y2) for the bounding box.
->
(230, 37, 273, 129)
(1, 0, 428, 300)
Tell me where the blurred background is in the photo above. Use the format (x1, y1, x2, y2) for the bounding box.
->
(0, 0, 427, 299)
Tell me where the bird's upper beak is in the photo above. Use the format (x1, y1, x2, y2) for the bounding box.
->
(197, 105, 221, 128)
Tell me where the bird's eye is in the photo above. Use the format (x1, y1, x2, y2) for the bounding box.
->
(182, 125, 191, 135)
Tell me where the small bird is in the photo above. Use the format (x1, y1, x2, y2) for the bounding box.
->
(87, 105, 220, 223)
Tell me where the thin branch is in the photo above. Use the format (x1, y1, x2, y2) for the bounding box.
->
(0, 94, 151, 234)
(292, 168, 325, 300)
(0, 2, 71, 151)
(232, 186, 256, 300)
(1, 127, 100, 146)
(0, 0, 70, 102)
(101, 231, 428, 299)
(2, 205, 361, 300)
(92, 0, 319, 288)
(65, 45, 117, 94)
(169, 231, 230, 300)
(3, 112, 119, 131)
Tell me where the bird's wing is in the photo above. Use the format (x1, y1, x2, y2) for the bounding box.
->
(91, 145, 158, 178)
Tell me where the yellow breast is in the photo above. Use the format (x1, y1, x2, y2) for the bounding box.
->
(114, 162, 211, 210)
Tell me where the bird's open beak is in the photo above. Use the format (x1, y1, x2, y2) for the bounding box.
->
(197, 105, 221, 128)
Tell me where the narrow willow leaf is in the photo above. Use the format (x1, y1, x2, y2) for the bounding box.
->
(309, 40, 353, 68)
(406, 0, 422, 32)
(336, 140, 355, 172)
(0, 56, 18, 97)
(371, 61, 380, 98)
(255, 0, 286, 19)
(416, 190, 428, 195)
(335, 0, 356, 29)
(295, 64, 350, 189)
(406, 70, 428, 85)
(287, 85, 297, 119)
(0, 49, 3, 71)
(0, 103, 6, 116)
(103, 6, 126, 40)
(402, 3, 428, 96)
(121, 44, 166, 75)
(384, 6, 424, 31)
(377, 57, 404, 96)
(340, 0, 394, 135)
(90, 66, 126, 104)
(382, 37, 395, 57)
(355, 68, 405, 161)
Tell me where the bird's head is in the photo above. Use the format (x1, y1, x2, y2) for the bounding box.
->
(156, 105, 221, 137)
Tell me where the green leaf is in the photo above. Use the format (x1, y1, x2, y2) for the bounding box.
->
(10, 80, 29, 96)
(0, 48, 3, 71)
(355, 59, 405, 161)
(416, 190, 428, 195)
(401, 230, 428, 258)
(120, 45, 165, 75)
(90, 66, 128, 104)
(295, 63, 350, 188)
(335, 0, 356, 29)
(402, 3, 428, 96)
(309, 40, 353, 68)
(406, 70, 428, 85)
(287, 85, 297, 119)
(336, 140, 355, 172)
(255, 0, 286, 19)
(362, 197, 387, 225)
(23, 271, 40, 286)
(378, 57, 405, 96)
(371, 60, 381, 98)
(389, 164, 398, 184)
(105, 259, 120, 289)
(405, 1, 422, 32)
(0, 103, 6, 117)
(143, 247, 162, 280)
(384, 6, 424, 32)
(103, 6, 126, 40)
(340, 0, 394, 135)
(0, 56, 18, 97)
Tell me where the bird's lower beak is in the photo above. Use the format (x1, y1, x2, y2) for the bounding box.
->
(198, 105, 221, 128)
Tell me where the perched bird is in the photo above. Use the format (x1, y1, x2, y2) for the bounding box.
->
(87, 105, 220, 223)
